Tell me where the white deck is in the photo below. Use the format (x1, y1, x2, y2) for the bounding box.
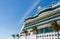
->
(20, 31, 60, 39)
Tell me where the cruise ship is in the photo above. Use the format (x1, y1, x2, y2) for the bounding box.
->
(19, 2, 60, 39)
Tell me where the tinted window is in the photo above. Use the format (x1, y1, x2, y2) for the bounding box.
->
(55, 34, 57, 36)
(52, 34, 54, 36)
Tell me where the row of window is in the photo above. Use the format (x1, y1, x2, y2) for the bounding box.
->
(38, 34, 60, 37)
(38, 38, 60, 39)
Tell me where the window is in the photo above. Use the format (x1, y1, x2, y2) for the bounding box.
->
(49, 34, 51, 36)
(58, 34, 60, 36)
(47, 35, 48, 37)
(55, 38, 57, 39)
(55, 34, 57, 36)
(40, 36, 41, 37)
(52, 38, 54, 39)
(52, 34, 54, 36)
(42, 35, 43, 37)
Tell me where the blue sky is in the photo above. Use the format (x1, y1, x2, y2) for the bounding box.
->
(0, 0, 60, 39)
